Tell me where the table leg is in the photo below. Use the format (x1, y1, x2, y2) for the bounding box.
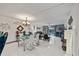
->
(17, 40, 19, 47)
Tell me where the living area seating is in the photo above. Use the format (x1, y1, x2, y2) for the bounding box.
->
(0, 32, 8, 55)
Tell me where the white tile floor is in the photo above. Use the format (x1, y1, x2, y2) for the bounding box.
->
(1, 37, 66, 56)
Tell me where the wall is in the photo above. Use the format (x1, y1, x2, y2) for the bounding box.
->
(0, 16, 20, 42)
(63, 4, 79, 56)
(0, 16, 47, 42)
(69, 4, 79, 56)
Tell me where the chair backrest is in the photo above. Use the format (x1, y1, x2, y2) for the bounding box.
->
(0, 32, 8, 56)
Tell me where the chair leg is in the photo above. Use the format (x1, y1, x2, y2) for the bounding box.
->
(23, 40, 26, 51)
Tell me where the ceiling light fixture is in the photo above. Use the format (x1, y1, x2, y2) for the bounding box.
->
(22, 17, 30, 26)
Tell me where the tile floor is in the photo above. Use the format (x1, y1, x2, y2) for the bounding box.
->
(1, 37, 66, 56)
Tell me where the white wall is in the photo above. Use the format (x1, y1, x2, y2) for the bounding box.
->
(0, 16, 48, 42)
(0, 16, 19, 42)
(70, 4, 79, 56)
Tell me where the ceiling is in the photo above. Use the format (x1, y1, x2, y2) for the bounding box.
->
(0, 3, 74, 25)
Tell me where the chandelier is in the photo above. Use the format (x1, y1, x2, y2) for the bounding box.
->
(22, 17, 30, 26)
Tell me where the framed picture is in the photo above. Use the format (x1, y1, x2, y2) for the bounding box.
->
(17, 25, 24, 32)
